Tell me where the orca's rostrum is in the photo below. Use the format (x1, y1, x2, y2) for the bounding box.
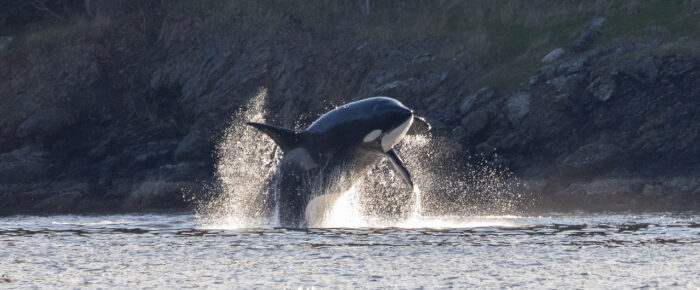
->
(248, 97, 430, 227)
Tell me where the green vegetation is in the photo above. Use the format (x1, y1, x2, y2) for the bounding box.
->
(603, 0, 700, 41)
(3, 0, 699, 88)
(0, 1, 164, 48)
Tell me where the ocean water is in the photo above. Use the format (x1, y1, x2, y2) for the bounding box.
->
(3, 92, 697, 288)
(1, 212, 698, 288)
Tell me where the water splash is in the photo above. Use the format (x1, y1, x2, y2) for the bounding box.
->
(196, 88, 280, 228)
(198, 94, 525, 229)
(412, 187, 423, 216)
(317, 134, 523, 229)
(318, 186, 518, 229)
(316, 186, 366, 228)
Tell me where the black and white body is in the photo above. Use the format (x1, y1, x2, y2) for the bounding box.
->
(248, 97, 430, 227)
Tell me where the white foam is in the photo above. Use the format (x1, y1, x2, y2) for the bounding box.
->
(318, 187, 519, 229)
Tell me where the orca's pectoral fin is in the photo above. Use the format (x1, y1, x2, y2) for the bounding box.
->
(246, 122, 298, 153)
(386, 149, 414, 190)
(407, 115, 431, 135)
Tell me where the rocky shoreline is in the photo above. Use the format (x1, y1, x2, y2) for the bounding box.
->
(1, 2, 698, 215)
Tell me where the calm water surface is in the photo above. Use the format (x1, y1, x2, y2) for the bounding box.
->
(1, 213, 698, 288)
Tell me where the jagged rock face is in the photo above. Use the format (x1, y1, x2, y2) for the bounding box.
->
(0, 5, 478, 214)
(0, 4, 698, 214)
(0, 36, 12, 52)
(571, 17, 606, 52)
(452, 50, 700, 210)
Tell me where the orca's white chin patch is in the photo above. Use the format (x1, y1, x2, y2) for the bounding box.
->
(381, 116, 413, 152)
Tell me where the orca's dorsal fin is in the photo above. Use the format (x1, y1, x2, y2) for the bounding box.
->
(246, 122, 299, 153)
(386, 149, 414, 190)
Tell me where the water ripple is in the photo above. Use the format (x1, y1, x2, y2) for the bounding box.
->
(1, 213, 698, 288)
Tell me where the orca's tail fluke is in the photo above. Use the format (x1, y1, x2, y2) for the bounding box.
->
(246, 122, 299, 153)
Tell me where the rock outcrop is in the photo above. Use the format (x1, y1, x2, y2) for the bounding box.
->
(452, 48, 700, 211)
(0, 3, 698, 214)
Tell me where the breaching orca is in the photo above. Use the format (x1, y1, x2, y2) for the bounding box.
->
(248, 96, 430, 227)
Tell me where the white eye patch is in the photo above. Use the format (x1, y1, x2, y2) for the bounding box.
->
(363, 129, 382, 143)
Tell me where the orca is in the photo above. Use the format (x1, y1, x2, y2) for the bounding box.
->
(247, 96, 430, 227)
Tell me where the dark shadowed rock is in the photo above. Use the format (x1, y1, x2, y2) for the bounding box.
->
(33, 191, 84, 212)
(641, 178, 699, 197)
(554, 179, 646, 210)
(375, 80, 408, 95)
(0, 36, 11, 52)
(572, 28, 600, 52)
(459, 87, 499, 115)
(660, 55, 695, 76)
(618, 57, 659, 83)
(16, 107, 74, 139)
(542, 48, 565, 63)
(0, 4, 698, 215)
(571, 17, 605, 52)
(125, 180, 187, 209)
(504, 93, 530, 123)
(587, 76, 616, 102)
(0, 146, 56, 183)
(460, 111, 491, 137)
(556, 55, 589, 75)
(174, 123, 210, 161)
(561, 143, 622, 174)
(131, 140, 178, 166)
(545, 73, 587, 104)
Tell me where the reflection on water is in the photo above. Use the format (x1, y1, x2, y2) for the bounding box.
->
(1, 213, 698, 288)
